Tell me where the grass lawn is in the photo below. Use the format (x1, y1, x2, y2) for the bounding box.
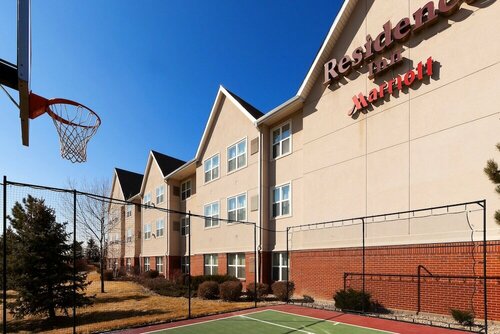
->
(1, 271, 255, 333)
(149, 310, 393, 334)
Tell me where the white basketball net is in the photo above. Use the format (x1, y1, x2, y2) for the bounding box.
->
(48, 102, 101, 163)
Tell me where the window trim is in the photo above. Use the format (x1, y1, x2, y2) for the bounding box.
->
(144, 223, 152, 240)
(126, 204, 133, 218)
(181, 215, 190, 236)
(156, 256, 163, 273)
(227, 253, 246, 280)
(203, 153, 221, 184)
(226, 137, 248, 175)
(155, 219, 165, 238)
(155, 185, 165, 204)
(204, 254, 219, 275)
(272, 252, 289, 281)
(144, 257, 150, 272)
(203, 201, 220, 229)
(143, 193, 152, 208)
(270, 182, 292, 219)
(226, 192, 247, 223)
(126, 228, 133, 243)
(181, 256, 190, 274)
(270, 120, 293, 161)
(180, 179, 192, 201)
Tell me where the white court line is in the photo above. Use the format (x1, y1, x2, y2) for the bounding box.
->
(140, 309, 270, 333)
(239, 314, 315, 334)
(270, 309, 400, 334)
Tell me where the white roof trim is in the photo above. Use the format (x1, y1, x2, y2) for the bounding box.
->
(296, 0, 356, 98)
(194, 85, 260, 160)
(165, 158, 196, 180)
(138, 151, 165, 196)
(256, 95, 303, 125)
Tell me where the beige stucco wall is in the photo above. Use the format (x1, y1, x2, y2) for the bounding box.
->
(141, 160, 169, 258)
(268, 0, 500, 251)
(187, 95, 261, 255)
(124, 198, 141, 259)
(108, 177, 125, 261)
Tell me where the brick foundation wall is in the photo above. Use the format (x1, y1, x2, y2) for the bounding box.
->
(290, 241, 500, 320)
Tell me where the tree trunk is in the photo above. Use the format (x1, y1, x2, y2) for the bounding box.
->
(47, 284, 56, 319)
(100, 240, 105, 293)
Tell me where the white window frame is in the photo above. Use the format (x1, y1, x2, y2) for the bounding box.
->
(227, 253, 246, 279)
(271, 120, 292, 160)
(204, 254, 218, 275)
(204, 153, 220, 184)
(181, 179, 192, 201)
(144, 223, 151, 240)
(227, 193, 247, 223)
(126, 204, 133, 218)
(144, 257, 150, 271)
(156, 219, 164, 238)
(127, 228, 133, 243)
(181, 216, 189, 236)
(156, 256, 163, 273)
(204, 201, 219, 228)
(181, 256, 189, 274)
(126, 258, 131, 271)
(271, 182, 292, 219)
(227, 138, 247, 174)
(143, 193, 152, 208)
(156, 185, 165, 204)
(272, 252, 289, 281)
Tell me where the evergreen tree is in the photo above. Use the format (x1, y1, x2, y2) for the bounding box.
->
(7, 195, 93, 319)
(85, 237, 100, 263)
(484, 143, 500, 224)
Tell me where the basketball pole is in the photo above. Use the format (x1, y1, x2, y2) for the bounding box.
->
(73, 190, 77, 334)
(3, 176, 7, 334)
(188, 211, 191, 319)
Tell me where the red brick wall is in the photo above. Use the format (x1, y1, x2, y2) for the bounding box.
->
(290, 241, 500, 320)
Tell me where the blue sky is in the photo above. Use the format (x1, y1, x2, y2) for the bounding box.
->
(0, 0, 342, 188)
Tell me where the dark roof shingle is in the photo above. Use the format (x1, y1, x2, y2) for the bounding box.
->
(115, 168, 143, 199)
(151, 151, 185, 177)
(225, 88, 264, 119)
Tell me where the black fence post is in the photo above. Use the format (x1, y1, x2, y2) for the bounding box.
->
(73, 190, 77, 334)
(254, 223, 257, 308)
(286, 227, 290, 304)
(3, 176, 7, 334)
(361, 218, 366, 314)
(188, 211, 191, 319)
(482, 200, 488, 334)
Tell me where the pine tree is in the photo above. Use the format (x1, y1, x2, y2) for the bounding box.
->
(484, 143, 500, 225)
(7, 195, 93, 319)
(85, 237, 100, 263)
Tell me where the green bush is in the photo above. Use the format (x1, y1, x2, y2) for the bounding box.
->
(143, 278, 189, 297)
(271, 281, 295, 301)
(190, 275, 238, 291)
(303, 295, 314, 303)
(101, 269, 114, 281)
(198, 281, 219, 300)
(246, 282, 269, 300)
(333, 289, 372, 311)
(219, 281, 242, 301)
(142, 270, 159, 279)
(451, 309, 474, 326)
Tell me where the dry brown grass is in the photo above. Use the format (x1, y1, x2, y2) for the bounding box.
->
(1, 271, 255, 333)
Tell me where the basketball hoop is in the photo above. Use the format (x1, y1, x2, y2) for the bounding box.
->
(29, 93, 101, 163)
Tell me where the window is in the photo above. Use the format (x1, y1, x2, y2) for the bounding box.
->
(204, 254, 218, 275)
(127, 228, 132, 243)
(126, 204, 133, 218)
(156, 219, 164, 237)
(181, 180, 191, 201)
(227, 253, 246, 279)
(272, 122, 291, 159)
(227, 139, 246, 173)
(143, 193, 152, 208)
(126, 258, 131, 271)
(272, 252, 288, 281)
(181, 256, 189, 274)
(144, 224, 151, 240)
(181, 216, 189, 236)
(144, 258, 150, 271)
(204, 202, 219, 228)
(156, 256, 163, 273)
(156, 185, 164, 204)
(227, 194, 246, 222)
(204, 154, 220, 183)
(272, 183, 291, 218)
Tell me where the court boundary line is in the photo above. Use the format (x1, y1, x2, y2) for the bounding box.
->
(239, 314, 315, 334)
(269, 309, 400, 334)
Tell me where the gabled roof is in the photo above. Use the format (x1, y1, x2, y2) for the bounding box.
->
(195, 85, 263, 160)
(115, 168, 144, 200)
(139, 150, 185, 195)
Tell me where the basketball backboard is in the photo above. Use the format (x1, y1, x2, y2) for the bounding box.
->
(18, 0, 31, 146)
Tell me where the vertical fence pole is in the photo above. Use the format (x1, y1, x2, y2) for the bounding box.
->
(286, 227, 290, 304)
(3, 176, 7, 334)
(483, 200, 488, 334)
(254, 223, 257, 308)
(362, 218, 365, 314)
(73, 190, 77, 334)
(188, 211, 191, 319)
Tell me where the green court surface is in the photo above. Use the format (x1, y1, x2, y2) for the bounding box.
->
(151, 310, 394, 334)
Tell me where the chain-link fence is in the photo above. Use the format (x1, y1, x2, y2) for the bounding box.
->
(1, 178, 258, 334)
(286, 201, 499, 333)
